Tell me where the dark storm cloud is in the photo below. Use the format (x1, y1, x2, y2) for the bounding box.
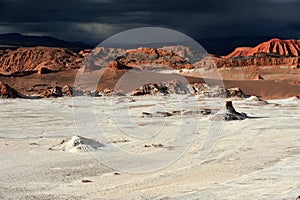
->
(0, 0, 300, 44)
(0, 0, 228, 23)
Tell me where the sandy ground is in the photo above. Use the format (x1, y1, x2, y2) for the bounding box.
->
(1, 67, 300, 99)
(1, 96, 300, 200)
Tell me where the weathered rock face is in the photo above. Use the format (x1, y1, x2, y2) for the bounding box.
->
(82, 46, 194, 71)
(0, 47, 83, 75)
(115, 47, 192, 70)
(192, 83, 225, 97)
(214, 54, 298, 68)
(131, 80, 190, 96)
(226, 38, 300, 58)
(161, 46, 205, 63)
(1, 40, 299, 77)
(192, 83, 249, 98)
(82, 47, 126, 71)
(131, 80, 249, 98)
(83, 42, 300, 70)
(217, 38, 300, 68)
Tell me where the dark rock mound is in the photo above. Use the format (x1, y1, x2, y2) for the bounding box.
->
(211, 101, 248, 121)
(131, 80, 191, 96)
(0, 81, 40, 99)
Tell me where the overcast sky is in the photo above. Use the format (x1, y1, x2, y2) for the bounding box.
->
(0, 0, 299, 44)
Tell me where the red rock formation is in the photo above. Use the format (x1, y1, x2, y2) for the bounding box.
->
(213, 54, 298, 68)
(226, 38, 300, 59)
(1, 40, 299, 77)
(0, 47, 83, 75)
(209, 38, 300, 68)
(109, 47, 192, 70)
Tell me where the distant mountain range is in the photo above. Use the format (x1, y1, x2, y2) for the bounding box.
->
(0, 33, 92, 50)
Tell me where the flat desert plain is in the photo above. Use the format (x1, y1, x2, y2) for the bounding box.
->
(1, 95, 300, 199)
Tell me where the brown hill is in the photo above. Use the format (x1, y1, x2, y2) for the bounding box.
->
(226, 38, 300, 59)
(1, 41, 299, 77)
(0, 47, 83, 75)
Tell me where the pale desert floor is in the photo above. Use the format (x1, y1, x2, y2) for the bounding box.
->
(0, 96, 300, 200)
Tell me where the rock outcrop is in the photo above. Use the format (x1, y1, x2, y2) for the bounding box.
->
(214, 53, 299, 68)
(42, 85, 88, 97)
(0, 47, 83, 75)
(114, 47, 192, 70)
(131, 80, 249, 98)
(0, 81, 40, 99)
(142, 109, 212, 118)
(82, 46, 194, 71)
(0, 81, 21, 98)
(49, 136, 104, 153)
(1, 39, 299, 76)
(131, 80, 191, 96)
(192, 83, 225, 97)
(226, 38, 300, 58)
(211, 101, 248, 121)
(218, 38, 300, 68)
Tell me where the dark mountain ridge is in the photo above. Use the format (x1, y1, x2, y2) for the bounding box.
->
(0, 33, 92, 50)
